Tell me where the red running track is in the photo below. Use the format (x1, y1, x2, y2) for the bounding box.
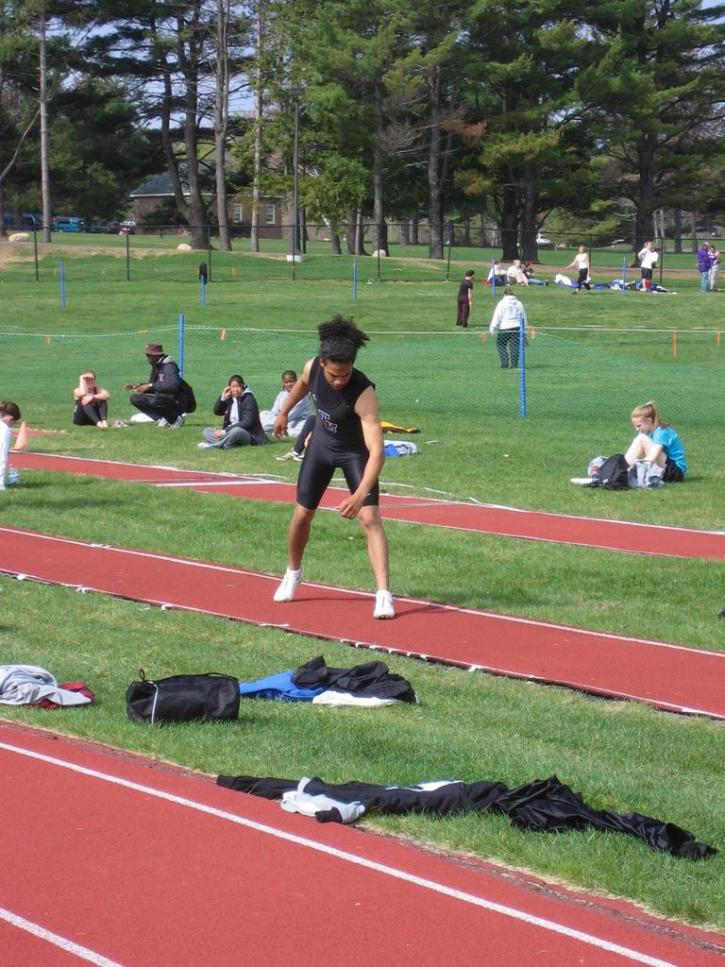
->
(1, 525, 723, 720)
(2, 723, 723, 967)
(10, 451, 725, 560)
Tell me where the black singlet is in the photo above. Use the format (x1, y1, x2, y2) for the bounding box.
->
(295, 356, 379, 511)
(307, 356, 373, 452)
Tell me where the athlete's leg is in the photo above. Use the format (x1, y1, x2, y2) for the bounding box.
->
(287, 503, 316, 570)
(275, 442, 333, 602)
(358, 506, 389, 590)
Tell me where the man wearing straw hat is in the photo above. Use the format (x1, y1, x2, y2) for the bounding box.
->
(125, 343, 190, 428)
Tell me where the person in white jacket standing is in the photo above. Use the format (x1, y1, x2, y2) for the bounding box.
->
(0, 401, 21, 491)
(489, 288, 527, 368)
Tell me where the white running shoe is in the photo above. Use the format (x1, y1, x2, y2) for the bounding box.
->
(156, 417, 169, 428)
(569, 476, 596, 486)
(273, 568, 303, 602)
(130, 412, 156, 424)
(373, 590, 395, 619)
(168, 414, 185, 429)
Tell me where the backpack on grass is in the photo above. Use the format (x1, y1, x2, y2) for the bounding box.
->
(126, 671, 239, 725)
(598, 454, 630, 490)
(179, 378, 197, 414)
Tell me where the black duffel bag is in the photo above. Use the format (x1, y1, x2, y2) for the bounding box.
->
(126, 670, 240, 725)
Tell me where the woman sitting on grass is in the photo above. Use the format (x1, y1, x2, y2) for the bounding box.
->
(199, 374, 268, 449)
(0, 401, 21, 491)
(625, 401, 687, 483)
(73, 371, 110, 428)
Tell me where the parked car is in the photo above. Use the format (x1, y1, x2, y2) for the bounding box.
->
(119, 220, 136, 235)
(535, 232, 553, 246)
(53, 216, 85, 233)
(21, 213, 42, 229)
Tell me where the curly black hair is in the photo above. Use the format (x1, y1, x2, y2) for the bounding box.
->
(318, 315, 369, 364)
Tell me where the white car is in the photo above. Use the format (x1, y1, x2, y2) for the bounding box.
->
(536, 232, 553, 246)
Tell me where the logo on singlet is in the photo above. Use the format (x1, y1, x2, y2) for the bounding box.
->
(317, 408, 338, 434)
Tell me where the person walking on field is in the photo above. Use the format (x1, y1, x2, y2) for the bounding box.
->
(273, 316, 394, 619)
(489, 288, 527, 369)
(456, 270, 475, 327)
(637, 240, 658, 292)
(708, 243, 720, 291)
(697, 242, 711, 292)
(566, 245, 591, 294)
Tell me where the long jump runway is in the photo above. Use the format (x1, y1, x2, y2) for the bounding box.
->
(0, 525, 723, 719)
(2, 723, 723, 966)
(10, 451, 725, 560)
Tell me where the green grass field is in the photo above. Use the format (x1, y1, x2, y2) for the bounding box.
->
(1, 239, 724, 929)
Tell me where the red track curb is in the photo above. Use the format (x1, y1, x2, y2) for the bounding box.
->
(11, 451, 725, 560)
(1, 524, 723, 719)
(2, 722, 723, 966)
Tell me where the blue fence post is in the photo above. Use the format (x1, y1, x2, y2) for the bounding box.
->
(621, 256, 627, 296)
(178, 312, 185, 376)
(519, 324, 527, 418)
(201, 278, 207, 306)
(352, 255, 358, 302)
(60, 262, 66, 307)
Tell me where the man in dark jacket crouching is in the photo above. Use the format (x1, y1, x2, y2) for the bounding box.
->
(125, 343, 194, 428)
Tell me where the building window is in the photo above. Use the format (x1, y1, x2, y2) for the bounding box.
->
(233, 203, 243, 224)
(265, 204, 276, 225)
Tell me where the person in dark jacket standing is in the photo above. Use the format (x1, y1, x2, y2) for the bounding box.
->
(456, 270, 475, 327)
(125, 343, 188, 428)
(199, 374, 267, 449)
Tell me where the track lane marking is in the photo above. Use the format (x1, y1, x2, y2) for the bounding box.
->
(0, 906, 123, 966)
(0, 740, 679, 967)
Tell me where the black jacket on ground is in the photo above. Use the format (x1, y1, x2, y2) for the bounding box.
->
(216, 772, 716, 859)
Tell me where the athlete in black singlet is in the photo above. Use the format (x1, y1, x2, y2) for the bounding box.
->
(272, 316, 394, 619)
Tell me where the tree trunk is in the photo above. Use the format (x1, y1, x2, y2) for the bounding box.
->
(500, 183, 519, 260)
(410, 214, 419, 245)
(633, 137, 656, 252)
(39, 7, 51, 243)
(330, 232, 341, 255)
(372, 83, 388, 255)
(214, 0, 231, 252)
(519, 179, 539, 262)
(673, 208, 682, 254)
(427, 66, 443, 260)
(250, 2, 264, 252)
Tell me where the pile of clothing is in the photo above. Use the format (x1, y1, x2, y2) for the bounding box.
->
(238, 655, 417, 708)
(217, 772, 716, 859)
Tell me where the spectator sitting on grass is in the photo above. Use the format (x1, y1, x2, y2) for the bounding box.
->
(199, 374, 268, 449)
(260, 370, 312, 435)
(505, 259, 529, 286)
(73, 371, 109, 428)
(624, 400, 687, 483)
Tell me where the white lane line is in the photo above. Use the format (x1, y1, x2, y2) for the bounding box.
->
(0, 525, 722, 661)
(0, 906, 124, 966)
(0, 740, 677, 967)
(15, 453, 724, 538)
